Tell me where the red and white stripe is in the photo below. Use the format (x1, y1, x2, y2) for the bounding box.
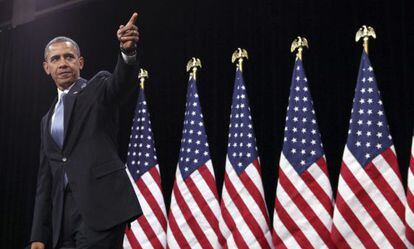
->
(219, 157, 273, 248)
(166, 160, 222, 249)
(124, 165, 168, 249)
(405, 135, 414, 245)
(332, 146, 408, 248)
(272, 154, 334, 248)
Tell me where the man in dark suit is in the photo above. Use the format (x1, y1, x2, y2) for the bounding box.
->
(30, 13, 142, 249)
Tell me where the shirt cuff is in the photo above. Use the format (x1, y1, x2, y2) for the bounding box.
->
(121, 51, 137, 65)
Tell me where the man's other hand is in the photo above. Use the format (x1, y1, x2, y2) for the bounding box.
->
(31, 242, 45, 249)
(117, 12, 139, 54)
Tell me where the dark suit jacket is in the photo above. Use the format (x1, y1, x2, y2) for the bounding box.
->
(30, 53, 142, 248)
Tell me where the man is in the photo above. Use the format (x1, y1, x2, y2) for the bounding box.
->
(30, 13, 142, 249)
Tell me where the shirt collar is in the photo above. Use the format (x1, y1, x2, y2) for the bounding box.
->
(57, 81, 76, 100)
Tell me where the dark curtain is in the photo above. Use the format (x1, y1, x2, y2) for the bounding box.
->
(1, 0, 412, 247)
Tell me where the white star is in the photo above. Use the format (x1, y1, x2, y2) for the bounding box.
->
(356, 141, 361, 147)
(376, 144, 382, 149)
(291, 149, 296, 154)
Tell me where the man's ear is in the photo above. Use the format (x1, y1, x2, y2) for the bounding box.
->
(43, 61, 50, 75)
(79, 57, 84, 70)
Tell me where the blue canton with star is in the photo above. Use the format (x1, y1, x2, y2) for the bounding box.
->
(347, 52, 392, 167)
(282, 59, 324, 175)
(178, 78, 210, 179)
(127, 89, 158, 180)
(227, 69, 258, 175)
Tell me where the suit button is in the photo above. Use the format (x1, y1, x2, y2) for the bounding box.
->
(62, 157, 67, 162)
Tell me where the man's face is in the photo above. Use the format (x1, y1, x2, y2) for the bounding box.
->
(43, 41, 84, 90)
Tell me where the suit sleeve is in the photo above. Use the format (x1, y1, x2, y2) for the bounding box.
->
(30, 123, 52, 244)
(102, 52, 139, 105)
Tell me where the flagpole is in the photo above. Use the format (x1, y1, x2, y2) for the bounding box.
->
(231, 48, 248, 72)
(290, 36, 309, 61)
(186, 57, 202, 80)
(138, 68, 148, 89)
(355, 25, 376, 54)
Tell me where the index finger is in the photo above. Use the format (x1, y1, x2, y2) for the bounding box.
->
(126, 12, 138, 25)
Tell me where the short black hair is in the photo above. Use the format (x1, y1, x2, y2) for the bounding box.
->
(44, 36, 81, 60)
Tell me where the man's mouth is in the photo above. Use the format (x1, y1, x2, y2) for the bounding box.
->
(58, 71, 72, 78)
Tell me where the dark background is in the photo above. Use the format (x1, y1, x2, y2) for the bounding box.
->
(1, 0, 413, 247)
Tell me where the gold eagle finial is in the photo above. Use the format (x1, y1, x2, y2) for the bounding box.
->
(290, 36, 309, 60)
(231, 48, 248, 71)
(355, 25, 376, 53)
(138, 68, 148, 89)
(186, 57, 202, 80)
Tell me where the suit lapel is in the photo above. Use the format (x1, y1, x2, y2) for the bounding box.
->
(63, 78, 88, 148)
(44, 97, 60, 149)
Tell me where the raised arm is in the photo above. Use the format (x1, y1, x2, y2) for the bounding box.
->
(103, 12, 140, 103)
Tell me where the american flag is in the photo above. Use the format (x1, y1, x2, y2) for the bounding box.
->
(219, 68, 273, 248)
(405, 132, 414, 245)
(272, 58, 334, 248)
(166, 77, 222, 248)
(123, 88, 168, 249)
(331, 52, 408, 248)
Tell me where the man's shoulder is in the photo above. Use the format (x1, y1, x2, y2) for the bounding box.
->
(89, 71, 112, 83)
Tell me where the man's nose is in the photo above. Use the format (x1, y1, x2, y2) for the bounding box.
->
(57, 59, 69, 68)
